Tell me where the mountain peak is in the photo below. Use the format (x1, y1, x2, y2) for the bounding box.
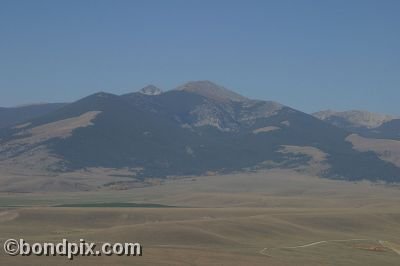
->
(175, 80, 248, 102)
(313, 109, 398, 128)
(139, 85, 162, 96)
(90, 91, 117, 98)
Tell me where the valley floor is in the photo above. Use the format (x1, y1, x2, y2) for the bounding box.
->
(0, 170, 400, 265)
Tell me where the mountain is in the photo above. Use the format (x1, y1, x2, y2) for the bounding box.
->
(0, 103, 66, 128)
(138, 85, 163, 95)
(313, 110, 396, 129)
(1, 82, 400, 188)
(175, 81, 248, 103)
(313, 110, 400, 140)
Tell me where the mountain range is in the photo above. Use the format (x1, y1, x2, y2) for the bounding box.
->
(1, 81, 399, 188)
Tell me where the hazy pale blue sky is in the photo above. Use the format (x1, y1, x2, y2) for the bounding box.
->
(1, 0, 399, 114)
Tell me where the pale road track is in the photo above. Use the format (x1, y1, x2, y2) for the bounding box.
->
(2, 237, 399, 257)
(259, 238, 376, 256)
(379, 240, 400, 255)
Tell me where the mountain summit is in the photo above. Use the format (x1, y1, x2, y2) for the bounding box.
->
(138, 85, 163, 95)
(313, 110, 397, 129)
(175, 81, 248, 102)
(313, 109, 400, 140)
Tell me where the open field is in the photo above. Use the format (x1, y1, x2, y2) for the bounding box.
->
(0, 170, 400, 265)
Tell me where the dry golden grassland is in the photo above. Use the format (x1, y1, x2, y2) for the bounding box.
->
(0, 170, 400, 265)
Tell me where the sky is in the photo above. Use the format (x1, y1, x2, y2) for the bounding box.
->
(1, 0, 399, 114)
